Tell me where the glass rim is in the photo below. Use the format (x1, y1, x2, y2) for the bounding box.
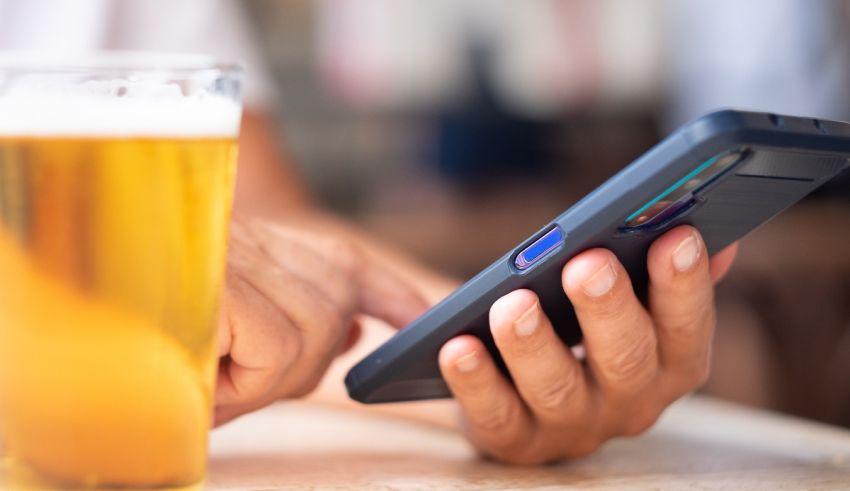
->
(0, 50, 241, 77)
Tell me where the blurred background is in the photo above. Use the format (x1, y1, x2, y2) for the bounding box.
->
(3, 0, 850, 428)
(252, 0, 850, 428)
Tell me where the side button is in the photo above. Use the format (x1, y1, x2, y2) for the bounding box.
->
(514, 226, 564, 270)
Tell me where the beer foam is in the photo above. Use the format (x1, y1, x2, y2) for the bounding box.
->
(0, 79, 241, 138)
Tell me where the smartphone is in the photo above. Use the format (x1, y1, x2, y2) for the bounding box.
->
(346, 109, 850, 403)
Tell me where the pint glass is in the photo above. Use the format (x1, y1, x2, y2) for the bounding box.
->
(0, 53, 241, 490)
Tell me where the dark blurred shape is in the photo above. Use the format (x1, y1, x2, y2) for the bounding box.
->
(434, 46, 559, 184)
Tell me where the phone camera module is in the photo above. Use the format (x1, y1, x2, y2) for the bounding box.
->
(623, 148, 747, 230)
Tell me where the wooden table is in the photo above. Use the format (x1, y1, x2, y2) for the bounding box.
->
(208, 395, 850, 490)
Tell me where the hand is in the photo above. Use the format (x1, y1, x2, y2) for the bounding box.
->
(438, 225, 738, 464)
(215, 216, 428, 425)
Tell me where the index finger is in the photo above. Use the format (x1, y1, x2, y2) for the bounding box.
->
(260, 224, 430, 328)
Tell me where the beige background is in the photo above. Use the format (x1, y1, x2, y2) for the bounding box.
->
(208, 396, 850, 490)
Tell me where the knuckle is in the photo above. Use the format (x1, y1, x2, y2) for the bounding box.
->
(604, 336, 657, 384)
(530, 373, 582, 411)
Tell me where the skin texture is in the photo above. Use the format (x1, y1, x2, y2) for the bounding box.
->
(218, 110, 739, 463)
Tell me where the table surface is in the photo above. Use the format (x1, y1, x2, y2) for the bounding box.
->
(208, 395, 850, 490)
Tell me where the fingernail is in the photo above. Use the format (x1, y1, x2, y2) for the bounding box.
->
(672, 234, 701, 272)
(582, 261, 617, 297)
(513, 302, 539, 337)
(455, 352, 480, 373)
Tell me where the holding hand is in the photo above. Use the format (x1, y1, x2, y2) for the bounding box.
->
(215, 216, 428, 425)
(439, 226, 737, 464)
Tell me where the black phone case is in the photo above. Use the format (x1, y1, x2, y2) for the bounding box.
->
(346, 110, 850, 403)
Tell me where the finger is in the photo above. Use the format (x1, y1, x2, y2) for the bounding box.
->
(237, 218, 357, 312)
(439, 335, 535, 460)
(230, 251, 350, 379)
(709, 242, 738, 283)
(290, 230, 430, 328)
(646, 225, 714, 387)
(562, 249, 659, 398)
(489, 289, 595, 423)
(357, 261, 430, 328)
(222, 238, 354, 404)
(256, 222, 430, 328)
(215, 270, 300, 407)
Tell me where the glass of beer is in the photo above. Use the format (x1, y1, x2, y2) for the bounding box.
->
(0, 53, 241, 490)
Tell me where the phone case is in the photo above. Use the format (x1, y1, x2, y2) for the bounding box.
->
(346, 109, 850, 403)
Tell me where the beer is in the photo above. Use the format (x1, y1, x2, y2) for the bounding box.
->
(0, 59, 241, 490)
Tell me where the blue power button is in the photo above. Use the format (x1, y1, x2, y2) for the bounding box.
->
(514, 226, 564, 270)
